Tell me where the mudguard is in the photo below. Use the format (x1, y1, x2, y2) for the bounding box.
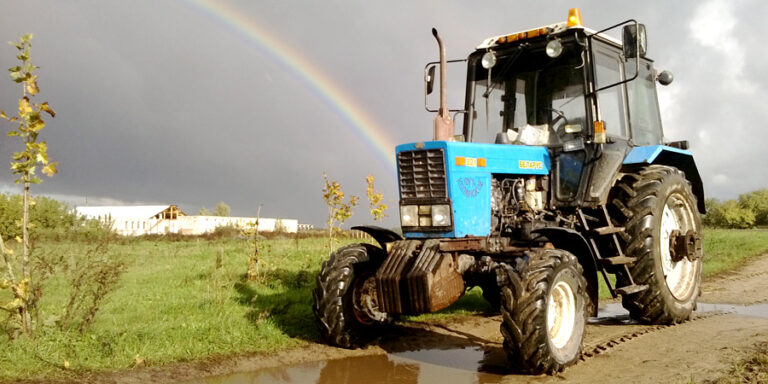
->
(351, 225, 403, 250)
(532, 227, 599, 316)
(623, 145, 705, 213)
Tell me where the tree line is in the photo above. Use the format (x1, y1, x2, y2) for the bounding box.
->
(704, 189, 768, 229)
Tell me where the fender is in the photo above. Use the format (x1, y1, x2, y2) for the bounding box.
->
(623, 145, 705, 213)
(533, 227, 599, 316)
(351, 225, 403, 250)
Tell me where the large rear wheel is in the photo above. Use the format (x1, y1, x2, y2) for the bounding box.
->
(496, 249, 588, 374)
(313, 243, 392, 348)
(611, 165, 703, 323)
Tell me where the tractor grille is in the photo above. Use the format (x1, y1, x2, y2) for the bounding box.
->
(398, 149, 447, 199)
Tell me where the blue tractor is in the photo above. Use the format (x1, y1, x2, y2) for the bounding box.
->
(314, 9, 704, 374)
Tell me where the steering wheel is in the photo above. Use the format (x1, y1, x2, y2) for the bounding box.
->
(545, 107, 569, 134)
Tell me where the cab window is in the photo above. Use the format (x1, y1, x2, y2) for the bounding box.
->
(627, 61, 663, 145)
(593, 47, 627, 138)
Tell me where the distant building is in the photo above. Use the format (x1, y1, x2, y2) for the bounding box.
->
(75, 205, 298, 236)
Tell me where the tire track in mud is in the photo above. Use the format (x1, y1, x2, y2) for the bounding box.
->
(580, 310, 732, 361)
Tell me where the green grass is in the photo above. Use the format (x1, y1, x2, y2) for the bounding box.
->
(0, 228, 767, 381)
(0, 236, 364, 381)
(701, 228, 768, 276)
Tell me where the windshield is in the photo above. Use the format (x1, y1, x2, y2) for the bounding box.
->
(468, 43, 587, 145)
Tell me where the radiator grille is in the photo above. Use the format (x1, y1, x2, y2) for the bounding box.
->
(398, 149, 447, 199)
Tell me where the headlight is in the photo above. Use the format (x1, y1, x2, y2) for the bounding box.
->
(400, 205, 418, 226)
(431, 204, 451, 226)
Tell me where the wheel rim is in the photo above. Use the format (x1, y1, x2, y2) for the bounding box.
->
(548, 280, 576, 349)
(352, 272, 386, 324)
(659, 192, 700, 300)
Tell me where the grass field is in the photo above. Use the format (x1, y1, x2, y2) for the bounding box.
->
(1, 229, 767, 381)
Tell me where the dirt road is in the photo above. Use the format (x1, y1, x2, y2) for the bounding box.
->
(79, 254, 768, 384)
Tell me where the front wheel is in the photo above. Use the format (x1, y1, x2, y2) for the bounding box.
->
(496, 249, 588, 374)
(313, 243, 392, 348)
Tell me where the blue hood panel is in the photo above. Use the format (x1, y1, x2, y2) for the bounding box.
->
(397, 141, 550, 238)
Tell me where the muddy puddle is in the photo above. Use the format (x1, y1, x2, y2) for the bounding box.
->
(179, 302, 768, 384)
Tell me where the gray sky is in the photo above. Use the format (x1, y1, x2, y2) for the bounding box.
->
(0, 0, 766, 227)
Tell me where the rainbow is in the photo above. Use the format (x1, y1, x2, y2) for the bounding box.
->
(183, 0, 397, 172)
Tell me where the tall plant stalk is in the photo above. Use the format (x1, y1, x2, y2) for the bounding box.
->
(0, 34, 58, 336)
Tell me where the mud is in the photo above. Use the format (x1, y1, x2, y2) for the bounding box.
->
(177, 301, 768, 384)
(64, 253, 768, 384)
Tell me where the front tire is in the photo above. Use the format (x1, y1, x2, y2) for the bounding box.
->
(611, 165, 703, 323)
(496, 249, 588, 374)
(313, 243, 392, 348)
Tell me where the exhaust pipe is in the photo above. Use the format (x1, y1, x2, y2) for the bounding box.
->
(432, 28, 453, 142)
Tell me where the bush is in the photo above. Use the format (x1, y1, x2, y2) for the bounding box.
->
(739, 189, 768, 226)
(704, 199, 756, 229)
(0, 194, 78, 240)
(206, 225, 240, 240)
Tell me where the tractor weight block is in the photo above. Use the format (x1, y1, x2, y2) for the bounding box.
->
(406, 240, 464, 313)
(375, 240, 420, 314)
(375, 239, 464, 315)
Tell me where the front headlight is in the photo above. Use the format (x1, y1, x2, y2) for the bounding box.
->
(400, 205, 418, 226)
(431, 204, 451, 226)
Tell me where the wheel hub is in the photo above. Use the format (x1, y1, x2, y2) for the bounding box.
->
(669, 229, 701, 263)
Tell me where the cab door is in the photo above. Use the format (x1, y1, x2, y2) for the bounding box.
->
(583, 40, 631, 205)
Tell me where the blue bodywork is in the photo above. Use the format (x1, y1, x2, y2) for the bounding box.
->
(623, 145, 692, 165)
(397, 141, 550, 238)
(623, 145, 705, 213)
(398, 143, 705, 240)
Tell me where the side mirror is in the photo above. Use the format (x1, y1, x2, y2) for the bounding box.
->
(622, 24, 647, 59)
(425, 65, 436, 95)
(657, 70, 674, 86)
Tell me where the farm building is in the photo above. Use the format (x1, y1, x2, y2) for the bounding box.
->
(75, 205, 298, 236)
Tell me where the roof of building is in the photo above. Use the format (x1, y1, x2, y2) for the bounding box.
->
(75, 205, 186, 220)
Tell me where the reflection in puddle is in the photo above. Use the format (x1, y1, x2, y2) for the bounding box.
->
(180, 301, 768, 384)
(181, 351, 503, 384)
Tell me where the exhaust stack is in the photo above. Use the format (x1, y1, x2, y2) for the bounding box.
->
(432, 28, 454, 141)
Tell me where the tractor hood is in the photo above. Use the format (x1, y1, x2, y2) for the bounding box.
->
(396, 141, 551, 238)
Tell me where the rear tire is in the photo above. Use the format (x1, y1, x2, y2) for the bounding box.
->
(313, 243, 392, 348)
(611, 165, 703, 324)
(496, 249, 587, 374)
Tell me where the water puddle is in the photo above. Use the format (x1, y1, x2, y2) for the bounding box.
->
(180, 301, 768, 384)
(181, 350, 504, 384)
(592, 301, 768, 324)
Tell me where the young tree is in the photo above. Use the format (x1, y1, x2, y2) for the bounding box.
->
(243, 204, 263, 281)
(214, 201, 230, 217)
(365, 174, 388, 221)
(0, 34, 57, 335)
(322, 173, 358, 249)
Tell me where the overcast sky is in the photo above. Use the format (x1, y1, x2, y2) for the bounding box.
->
(0, 0, 766, 227)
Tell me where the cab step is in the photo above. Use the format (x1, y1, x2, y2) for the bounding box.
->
(590, 226, 625, 236)
(600, 256, 636, 266)
(616, 284, 648, 296)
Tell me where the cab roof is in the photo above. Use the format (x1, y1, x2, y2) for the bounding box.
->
(475, 19, 622, 51)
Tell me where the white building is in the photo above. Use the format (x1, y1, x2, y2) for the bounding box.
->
(75, 205, 298, 236)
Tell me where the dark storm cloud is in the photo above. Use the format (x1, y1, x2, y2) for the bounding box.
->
(0, 0, 765, 226)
